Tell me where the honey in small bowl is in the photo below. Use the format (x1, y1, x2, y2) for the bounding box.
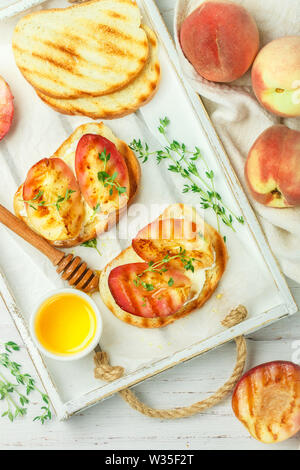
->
(31, 290, 102, 360)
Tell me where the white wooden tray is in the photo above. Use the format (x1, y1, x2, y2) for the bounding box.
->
(0, 0, 47, 20)
(0, 0, 298, 420)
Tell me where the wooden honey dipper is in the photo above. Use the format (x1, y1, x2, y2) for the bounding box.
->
(0, 204, 99, 293)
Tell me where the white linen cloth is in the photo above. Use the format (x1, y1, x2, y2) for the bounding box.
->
(174, 0, 300, 282)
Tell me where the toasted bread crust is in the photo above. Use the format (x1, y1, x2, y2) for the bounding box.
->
(13, 0, 149, 99)
(36, 26, 161, 119)
(14, 123, 140, 248)
(99, 204, 227, 328)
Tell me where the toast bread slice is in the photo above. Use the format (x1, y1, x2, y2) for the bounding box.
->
(12, 0, 149, 99)
(36, 26, 160, 119)
(14, 123, 140, 248)
(99, 203, 227, 328)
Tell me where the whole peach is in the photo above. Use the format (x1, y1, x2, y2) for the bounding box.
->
(252, 36, 300, 117)
(0, 76, 14, 141)
(180, 1, 259, 83)
(245, 125, 300, 208)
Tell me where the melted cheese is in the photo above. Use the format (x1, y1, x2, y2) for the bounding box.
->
(185, 268, 206, 300)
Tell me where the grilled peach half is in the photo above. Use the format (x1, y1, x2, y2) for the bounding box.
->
(232, 361, 300, 443)
(23, 157, 84, 242)
(0, 76, 14, 141)
(132, 218, 214, 270)
(108, 262, 192, 318)
(75, 134, 130, 214)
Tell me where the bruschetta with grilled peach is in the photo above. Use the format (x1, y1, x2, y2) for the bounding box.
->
(100, 203, 227, 328)
(14, 123, 140, 247)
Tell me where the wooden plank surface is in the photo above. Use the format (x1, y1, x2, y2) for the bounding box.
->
(0, 0, 299, 451)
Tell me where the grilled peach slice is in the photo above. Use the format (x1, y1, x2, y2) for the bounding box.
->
(75, 134, 130, 214)
(108, 262, 192, 318)
(232, 361, 300, 443)
(0, 76, 14, 141)
(132, 218, 214, 270)
(23, 157, 84, 242)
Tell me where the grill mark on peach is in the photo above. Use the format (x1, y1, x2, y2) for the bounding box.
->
(254, 420, 263, 441)
(168, 290, 181, 313)
(262, 366, 272, 387)
(146, 293, 158, 316)
(111, 270, 137, 315)
(266, 424, 278, 441)
(246, 376, 255, 418)
(281, 398, 295, 425)
(156, 290, 174, 316)
(62, 211, 78, 235)
(127, 277, 144, 315)
(280, 381, 296, 425)
(269, 427, 278, 442)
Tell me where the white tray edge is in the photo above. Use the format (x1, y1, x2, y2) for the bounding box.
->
(0, 268, 65, 417)
(0, 0, 298, 420)
(0, 0, 47, 20)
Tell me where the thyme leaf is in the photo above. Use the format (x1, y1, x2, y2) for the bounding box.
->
(130, 117, 244, 233)
(0, 342, 52, 424)
(80, 237, 101, 256)
(97, 150, 127, 196)
(133, 248, 196, 291)
(21, 188, 76, 212)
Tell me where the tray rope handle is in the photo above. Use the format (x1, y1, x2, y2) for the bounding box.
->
(94, 305, 248, 419)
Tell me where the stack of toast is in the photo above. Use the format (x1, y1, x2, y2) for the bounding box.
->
(12, 0, 160, 119)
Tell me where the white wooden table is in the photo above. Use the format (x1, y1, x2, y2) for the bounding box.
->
(0, 0, 300, 451)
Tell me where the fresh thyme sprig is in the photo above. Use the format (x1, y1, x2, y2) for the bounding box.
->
(133, 247, 196, 291)
(92, 203, 101, 217)
(130, 117, 244, 235)
(0, 341, 52, 423)
(21, 188, 76, 212)
(89, 149, 127, 216)
(97, 149, 127, 197)
(80, 238, 101, 256)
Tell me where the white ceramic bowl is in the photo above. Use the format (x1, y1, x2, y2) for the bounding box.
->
(30, 288, 102, 361)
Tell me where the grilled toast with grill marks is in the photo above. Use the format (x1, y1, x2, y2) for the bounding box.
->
(99, 204, 227, 328)
(14, 123, 140, 248)
(36, 26, 160, 119)
(12, 0, 149, 99)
